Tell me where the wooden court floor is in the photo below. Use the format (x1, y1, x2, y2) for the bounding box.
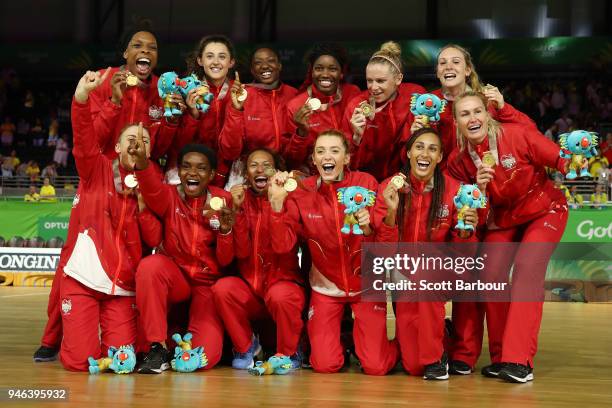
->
(0, 286, 610, 408)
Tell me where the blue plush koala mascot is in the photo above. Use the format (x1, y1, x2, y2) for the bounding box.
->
(158, 71, 184, 117)
(558, 130, 598, 179)
(178, 74, 214, 113)
(248, 355, 293, 376)
(88, 345, 137, 374)
(410, 93, 447, 124)
(337, 186, 376, 235)
(170, 333, 208, 373)
(453, 184, 486, 231)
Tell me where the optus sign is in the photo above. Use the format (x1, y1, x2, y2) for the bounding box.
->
(37, 217, 69, 240)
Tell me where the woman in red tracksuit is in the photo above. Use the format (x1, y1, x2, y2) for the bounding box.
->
(284, 43, 361, 172)
(213, 148, 305, 370)
(218, 47, 298, 162)
(132, 142, 235, 373)
(372, 127, 478, 380)
(176, 35, 237, 187)
(58, 70, 162, 371)
(344, 41, 425, 181)
(268, 130, 398, 375)
(89, 30, 180, 159)
(447, 91, 568, 383)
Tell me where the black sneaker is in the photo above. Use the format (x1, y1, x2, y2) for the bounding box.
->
(481, 363, 505, 378)
(499, 363, 534, 383)
(137, 343, 171, 374)
(449, 360, 472, 375)
(33, 346, 58, 362)
(423, 353, 449, 380)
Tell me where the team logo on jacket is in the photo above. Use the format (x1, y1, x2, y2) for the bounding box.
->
(72, 193, 80, 208)
(149, 105, 163, 121)
(246, 115, 261, 121)
(501, 154, 517, 170)
(61, 298, 72, 315)
(437, 204, 450, 219)
(373, 305, 386, 313)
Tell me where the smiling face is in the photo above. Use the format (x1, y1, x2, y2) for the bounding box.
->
(123, 31, 158, 80)
(251, 48, 281, 85)
(115, 126, 151, 171)
(407, 132, 442, 182)
(454, 95, 489, 145)
(246, 150, 275, 194)
(179, 152, 215, 198)
(436, 47, 471, 91)
(366, 62, 402, 104)
(312, 55, 342, 96)
(312, 134, 350, 183)
(197, 42, 235, 86)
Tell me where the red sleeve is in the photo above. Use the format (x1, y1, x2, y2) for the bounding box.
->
(522, 125, 568, 173)
(372, 178, 399, 242)
(135, 163, 173, 217)
(137, 208, 163, 248)
(167, 113, 200, 166)
(269, 196, 302, 254)
(71, 98, 104, 181)
(446, 151, 475, 184)
(89, 68, 121, 153)
(218, 105, 246, 161)
(490, 102, 537, 130)
(232, 210, 251, 259)
(149, 120, 179, 160)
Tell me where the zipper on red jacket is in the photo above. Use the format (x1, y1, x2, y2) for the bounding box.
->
(329, 99, 339, 129)
(189, 200, 200, 277)
(253, 202, 262, 293)
(111, 195, 129, 295)
(129, 87, 138, 123)
(331, 188, 349, 296)
(412, 193, 423, 242)
(271, 90, 280, 151)
(214, 99, 221, 141)
(383, 102, 397, 178)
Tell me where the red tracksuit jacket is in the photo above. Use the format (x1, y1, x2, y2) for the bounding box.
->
(89, 66, 178, 159)
(269, 170, 377, 295)
(373, 172, 477, 243)
(344, 83, 426, 181)
(64, 99, 162, 294)
(447, 123, 567, 229)
(233, 189, 303, 298)
(431, 88, 536, 167)
(284, 83, 361, 170)
(135, 164, 234, 285)
(218, 83, 298, 160)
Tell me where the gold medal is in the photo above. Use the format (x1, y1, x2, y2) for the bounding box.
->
(307, 98, 321, 111)
(237, 88, 248, 102)
(391, 175, 405, 189)
(126, 73, 138, 87)
(283, 178, 298, 192)
(124, 174, 138, 188)
(210, 197, 225, 211)
(264, 168, 276, 178)
(359, 101, 375, 119)
(196, 85, 210, 96)
(482, 151, 496, 167)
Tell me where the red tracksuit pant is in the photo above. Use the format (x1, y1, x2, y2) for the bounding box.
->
(59, 275, 137, 371)
(40, 266, 63, 349)
(308, 291, 398, 375)
(483, 205, 568, 367)
(395, 301, 446, 376)
(135, 254, 224, 369)
(212, 276, 305, 356)
(448, 301, 484, 367)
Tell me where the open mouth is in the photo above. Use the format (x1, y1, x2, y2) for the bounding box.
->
(467, 123, 482, 134)
(135, 58, 151, 75)
(260, 71, 272, 79)
(318, 78, 333, 88)
(208, 66, 223, 75)
(254, 176, 268, 189)
(416, 159, 430, 171)
(185, 178, 200, 193)
(443, 72, 457, 81)
(322, 163, 336, 174)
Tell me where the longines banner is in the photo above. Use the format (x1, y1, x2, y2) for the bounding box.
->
(0, 248, 61, 272)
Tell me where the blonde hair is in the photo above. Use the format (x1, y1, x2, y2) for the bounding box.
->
(369, 41, 403, 76)
(315, 129, 350, 153)
(437, 44, 483, 93)
(452, 91, 501, 151)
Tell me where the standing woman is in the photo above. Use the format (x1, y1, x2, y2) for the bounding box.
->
(372, 127, 478, 380)
(268, 130, 398, 375)
(218, 47, 298, 161)
(447, 91, 568, 383)
(213, 148, 305, 370)
(179, 35, 237, 187)
(284, 43, 360, 172)
(345, 41, 425, 181)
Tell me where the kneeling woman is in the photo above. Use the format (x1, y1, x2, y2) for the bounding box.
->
(213, 148, 305, 370)
(268, 130, 398, 375)
(448, 91, 568, 383)
(373, 128, 478, 380)
(131, 142, 235, 373)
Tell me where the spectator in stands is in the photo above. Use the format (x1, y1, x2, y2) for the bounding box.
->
(8, 236, 25, 247)
(553, 176, 570, 199)
(28, 236, 45, 248)
(567, 185, 584, 209)
(589, 151, 609, 178)
(550, 84, 566, 116)
(554, 111, 573, 134)
(26, 160, 40, 182)
(47, 118, 59, 147)
(23, 90, 35, 122)
(41, 161, 58, 183)
(39, 177, 57, 202)
(24, 185, 40, 202)
(590, 184, 608, 209)
(544, 123, 558, 142)
(31, 118, 45, 147)
(53, 135, 69, 167)
(1, 116, 15, 146)
(1, 149, 19, 176)
(16, 118, 30, 146)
